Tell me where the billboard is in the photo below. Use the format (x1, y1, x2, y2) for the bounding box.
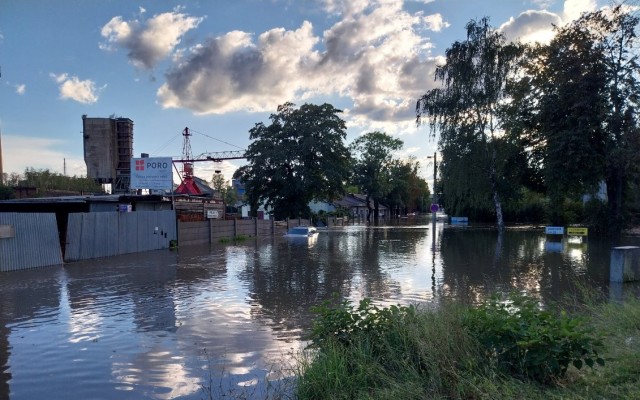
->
(130, 157, 173, 190)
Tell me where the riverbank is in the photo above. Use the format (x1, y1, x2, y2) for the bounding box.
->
(294, 293, 640, 399)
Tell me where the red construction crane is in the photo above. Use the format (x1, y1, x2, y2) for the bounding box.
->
(173, 127, 246, 195)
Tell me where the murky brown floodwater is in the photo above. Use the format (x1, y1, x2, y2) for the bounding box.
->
(1, 220, 639, 399)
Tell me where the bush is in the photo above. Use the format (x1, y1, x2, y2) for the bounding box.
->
(504, 190, 547, 223)
(463, 292, 605, 383)
(299, 298, 482, 399)
(308, 297, 416, 349)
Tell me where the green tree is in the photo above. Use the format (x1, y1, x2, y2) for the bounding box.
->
(416, 18, 523, 230)
(350, 131, 403, 224)
(508, 6, 640, 232)
(235, 102, 351, 219)
(211, 173, 240, 214)
(19, 168, 103, 194)
(384, 158, 429, 217)
(0, 184, 13, 200)
(210, 173, 226, 195)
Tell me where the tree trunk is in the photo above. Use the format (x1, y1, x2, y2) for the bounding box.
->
(489, 146, 505, 231)
(373, 198, 380, 225)
(366, 194, 372, 223)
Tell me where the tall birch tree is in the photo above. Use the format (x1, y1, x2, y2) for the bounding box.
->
(416, 18, 523, 230)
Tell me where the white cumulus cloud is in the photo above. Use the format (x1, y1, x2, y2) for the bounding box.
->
(500, 10, 562, 43)
(50, 73, 103, 104)
(100, 9, 203, 69)
(157, 0, 442, 127)
(563, 0, 597, 22)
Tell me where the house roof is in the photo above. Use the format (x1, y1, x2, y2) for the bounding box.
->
(174, 176, 216, 196)
(332, 193, 387, 210)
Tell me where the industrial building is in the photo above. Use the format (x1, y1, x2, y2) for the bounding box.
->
(82, 115, 133, 193)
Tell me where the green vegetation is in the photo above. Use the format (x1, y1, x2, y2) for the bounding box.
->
(417, 18, 523, 231)
(464, 293, 604, 383)
(296, 293, 640, 399)
(218, 235, 249, 244)
(0, 184, 14, 200)
(235, 102, 351, 220)
(417, 7, 640, 235)
(350, 132, 403, 224)
(2, 168, 103, 196)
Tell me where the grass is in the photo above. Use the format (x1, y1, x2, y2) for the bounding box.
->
(218, 235, 250, 244)
(294, 293, 640, 400)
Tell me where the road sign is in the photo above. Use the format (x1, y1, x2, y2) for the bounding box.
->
(545, 226, 564, 235)
(430, 203, 439, 213)
(567, 227, 588, 236)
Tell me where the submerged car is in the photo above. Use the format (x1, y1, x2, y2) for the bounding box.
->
(285, 226, 318, 237)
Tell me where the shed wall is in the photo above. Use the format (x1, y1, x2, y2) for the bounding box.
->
(65, 210, 176, 261)
(0, 213, 63, 271)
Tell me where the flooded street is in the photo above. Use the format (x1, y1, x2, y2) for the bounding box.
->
(1, 221, 638, 399)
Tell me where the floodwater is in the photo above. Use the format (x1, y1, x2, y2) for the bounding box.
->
(1, 221, 639, 399)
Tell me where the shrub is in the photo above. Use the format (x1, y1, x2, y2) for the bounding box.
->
(308, 297, 416, 349)
(463, 292, 605, 383)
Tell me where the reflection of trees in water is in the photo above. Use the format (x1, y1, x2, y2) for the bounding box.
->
(241, 236, 354, 336)
(242, 227, 428, 337)
(439, 228, 603, 306)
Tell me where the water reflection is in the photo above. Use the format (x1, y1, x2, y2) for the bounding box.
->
(0, 222, 638, 399)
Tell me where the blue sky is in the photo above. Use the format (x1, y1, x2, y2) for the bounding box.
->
(0, 0, 605, 185)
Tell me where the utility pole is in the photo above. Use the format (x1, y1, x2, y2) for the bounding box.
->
(428, 152, 438, 250)
(430, 152, 437, 225)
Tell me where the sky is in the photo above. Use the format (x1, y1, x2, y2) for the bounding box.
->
(0, 0, 608, 186)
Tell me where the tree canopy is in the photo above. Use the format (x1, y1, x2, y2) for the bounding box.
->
(505, 6, 640, 231)
(2, 168, 103, 195)
(350, 131, 403, 223)
(235, 102, 351, 219)
(416, 8, 640, 234)
(416, 17, 523, 230)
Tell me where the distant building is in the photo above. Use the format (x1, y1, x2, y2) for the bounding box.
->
(82, 115, 133, 193)
(310, 193, 388, 219)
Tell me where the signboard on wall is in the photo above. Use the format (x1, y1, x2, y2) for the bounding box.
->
(130, 157, 173, 190)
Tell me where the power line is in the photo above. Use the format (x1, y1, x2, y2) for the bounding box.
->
(189, 128, 245, 150)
